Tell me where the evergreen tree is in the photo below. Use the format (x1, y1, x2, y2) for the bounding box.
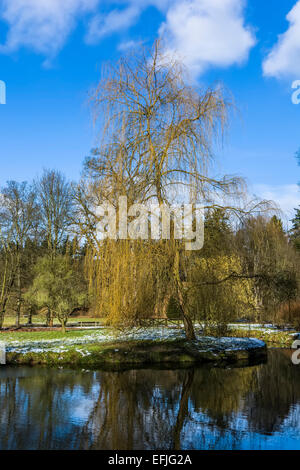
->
(291, 208, 300, 251)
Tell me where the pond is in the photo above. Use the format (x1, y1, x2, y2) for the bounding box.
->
(0, 349, 300, 450)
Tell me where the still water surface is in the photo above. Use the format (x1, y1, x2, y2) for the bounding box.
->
(0, 349, 300, 450)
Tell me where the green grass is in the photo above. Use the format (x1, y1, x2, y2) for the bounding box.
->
(0, 322, 294, 369)
(5, 339, 181, 368)
(5, 337, 267, 368)
(1, 323, 296, 348)
(228, 328, 296, 348)
(0, 327, 113, 343)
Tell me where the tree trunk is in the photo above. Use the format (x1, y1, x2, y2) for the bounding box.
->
(173, 369, 194, 449)
(15, 298, 21, 328)
(162, 290, 171, 318)
(177, 285, 196, 340)
(15, 254, 21, 328)
(49, 309, 54, 327)
(154, 288, 172, 319)
(61, 320, 66, 334)
(0, 263, 15, 330)
(27, 308, 33, 326)
(173, 249, 196, 341)
(0, 310, 4, 329)
(46, 307, 54, 327)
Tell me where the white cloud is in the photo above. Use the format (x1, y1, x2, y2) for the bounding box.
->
(253, 183, 300, 226)
(85, 0, 169, 44)
(0, 0, 168, 60)
(159, 0, 255, 77)
(0, 0, 100, 59)
(85, 5, 141, 44)
(117, 39, 142, 51)
(0, 0, 255, 76)
(263, 1, 300, 79)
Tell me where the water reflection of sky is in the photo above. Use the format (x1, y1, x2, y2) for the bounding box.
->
(181, 406, 300, 450)
(66, 385, 101, 424)
(1, 350, 300, 450)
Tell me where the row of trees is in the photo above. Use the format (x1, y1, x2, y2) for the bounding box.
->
(0, 41, 299, 337)
(0, 171, 297, 333)
(0, 172, 87, 331)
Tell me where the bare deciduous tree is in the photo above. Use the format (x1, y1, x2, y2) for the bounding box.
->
(0, 181, 39, 327)
(36, 169, 73, 258)
(0, 231, 17, 328)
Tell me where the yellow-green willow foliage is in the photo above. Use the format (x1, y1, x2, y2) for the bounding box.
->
(79, 40, 259, 339)
(188, 255, 256, 333)
(85, 239, 175, 326)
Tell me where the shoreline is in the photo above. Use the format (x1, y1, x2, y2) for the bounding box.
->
(5, 336, 267, 368)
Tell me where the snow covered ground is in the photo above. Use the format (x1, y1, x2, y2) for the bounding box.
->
(2, 326, 269, 356)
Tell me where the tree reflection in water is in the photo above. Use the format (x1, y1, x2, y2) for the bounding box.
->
(0, 350, 300, 450)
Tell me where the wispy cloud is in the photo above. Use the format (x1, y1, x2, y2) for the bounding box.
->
(0, 0, 167, 59)
(117, 39, 142, 51)
(253, 183, 300, 225)
(159, 0, 256, 77)
(263, 1, 300, 79)
(85, 0, 169, 43)
(0, 0, 255, 76)
(85, 5, 140, 44)
(0, 0, 100, 61)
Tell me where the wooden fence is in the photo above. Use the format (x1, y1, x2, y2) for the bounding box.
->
(17, 318, 182, 329)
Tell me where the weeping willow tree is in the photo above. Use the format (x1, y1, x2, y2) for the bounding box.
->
(76, 40, 249, 340)
(188, 254, 256, 334)
(83, 237, 176, 327)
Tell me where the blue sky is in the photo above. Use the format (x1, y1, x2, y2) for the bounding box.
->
(0, 0, 300, 225)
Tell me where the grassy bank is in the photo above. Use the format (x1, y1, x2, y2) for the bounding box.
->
(227, 327, 297, 348)
(0, 328, 109, 343)
(1, 324, 295, 368)
(0, 327, 267, 368)
(6, 338, 267, 368)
